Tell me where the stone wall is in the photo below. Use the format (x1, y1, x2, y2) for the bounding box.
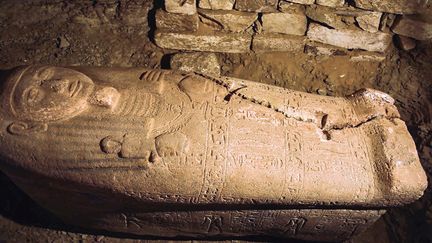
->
(153, 0, 431, 57)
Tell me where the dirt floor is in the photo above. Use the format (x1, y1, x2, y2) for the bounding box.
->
(0, 1, 431, 242)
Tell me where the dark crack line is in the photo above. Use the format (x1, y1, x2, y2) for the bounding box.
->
(195, 72, 399, 133)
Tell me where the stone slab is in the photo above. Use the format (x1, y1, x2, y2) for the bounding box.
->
(307, 23, 392, 52)
(278, 1, 306, 14)
(392, 15, 432, 41)
(395, 35, 416, 51)
(356, 11, 382, 33)
(198, 9, 257, 32)
(354, 0, 432, 14)
(154, 31, 252, 53)
(170, 52, 221, 76)
(305, 5, 354, 29)
(304, 42, 348, 56)
(252, 33, 305, 52)
(234, 0, 278, 12)
(316, 0, 345, 8)
(285, 0, 315, 5)
(156, 9, 199, 32)
(165, 0, 197, 15)
(262, 12, 307, 36)
(350, 52, 386, 62)
(198, 0, 235, 10)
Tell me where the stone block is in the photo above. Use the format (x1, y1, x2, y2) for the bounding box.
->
(252, 33, 305, 52)
(199, 9, 257, 32)
(198, 0, 235, 10)
(262, 13, 307, 36)
(316, 0, 345, 8)
(156, 9, 199, 32)
(285, 0, 315, 5)
(354, 0, 432, 14)
(170, 52, 221, 76)
(234, 0, 278, 12)
(304, 43, 348, 56)
(395, 35, 416, 51)
(305, 5, 354, 29)
(350, 52, 386, 62)
(307, 23, 392, 52)
(356, 12, 382, 33)
(154, 31, 251, 53)
(165, 0, 197, 15)
(391, 15, 432, 41)
(278, 1, 306, 14)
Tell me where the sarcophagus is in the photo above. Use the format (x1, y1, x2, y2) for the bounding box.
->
(0, 66, 427, 242)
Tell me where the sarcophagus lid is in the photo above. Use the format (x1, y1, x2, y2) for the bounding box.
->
(0, 65, 427, 242)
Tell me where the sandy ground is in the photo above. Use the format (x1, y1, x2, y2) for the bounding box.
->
(0, 1, 431, 242)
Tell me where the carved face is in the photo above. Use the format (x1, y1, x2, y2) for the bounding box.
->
(10, 66, 95, 122)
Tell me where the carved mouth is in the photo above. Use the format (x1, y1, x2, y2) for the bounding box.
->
(68, 80, 82, 98)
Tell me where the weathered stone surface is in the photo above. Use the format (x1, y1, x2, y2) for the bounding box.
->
(198, 0, 235, 10)
(278, 1, 306, 14)
(165, 0, 197, 15)
(380, 13, 396, 31)
(198, 9, 257, 32)
(354, 0, 432, 14)
(170, 52, 221, 76)
(304, 42, 347, 56)
(262, 12, 307, 36)
(285, 0, 314, 5)
(252, 33, 305, 52)
(356, 11, 382, 33)
(392, 15, 432, 41)
(316, 0, 345, 8)
(350, 52, 386, 62)
(154, 31, 251, 53)
(234, 0, 278, 12)
(395, 35, 416, 51)
(305, 5, 354, 29)
(0, 65, 427, 241)
(307, 23, 392, 52)
(155, 9, 198, 32)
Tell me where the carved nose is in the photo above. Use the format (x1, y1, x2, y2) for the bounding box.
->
(48, 79, 69, 94)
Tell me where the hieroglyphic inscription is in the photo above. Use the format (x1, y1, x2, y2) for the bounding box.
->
(346, 128, 375, 201)
(283, 118, 305, 200)
(202, 215, 223, 233)
(198, 89, 231, 202)
(284, 217, 307, 235)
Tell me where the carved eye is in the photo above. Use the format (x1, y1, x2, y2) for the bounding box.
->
(24, 87, 44, 105)
(35, 68, 54, 80)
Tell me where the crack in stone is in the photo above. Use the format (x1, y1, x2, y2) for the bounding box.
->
(323, 115, 400, 132)
(195, 73, 399, 133)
